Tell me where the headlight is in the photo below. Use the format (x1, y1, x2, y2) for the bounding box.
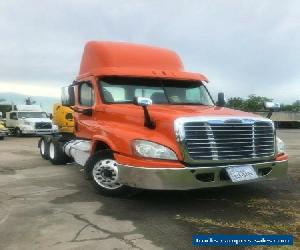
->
(132, 140, 178, 160)
(276, 137, 285, 155)
(24, 121, 31, 125)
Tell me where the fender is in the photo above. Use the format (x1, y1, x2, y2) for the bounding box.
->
(91, 124, 182, 160)
(91, 135, 118, 154)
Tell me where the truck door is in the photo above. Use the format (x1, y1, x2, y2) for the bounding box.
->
(74, 81, 96, 139)
(6, 112, 18, 128)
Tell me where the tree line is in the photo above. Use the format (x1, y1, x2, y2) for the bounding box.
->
(1, 95, 299, 112)
(226, 94, 300, 112)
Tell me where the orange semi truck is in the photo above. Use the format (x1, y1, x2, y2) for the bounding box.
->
(39, 41, 288, 196)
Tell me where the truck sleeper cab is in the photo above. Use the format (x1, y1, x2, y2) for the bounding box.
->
(39, 41, 288, 196)
(52, 104, 74, 134)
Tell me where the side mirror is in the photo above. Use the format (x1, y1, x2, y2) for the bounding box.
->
(264, 101, 280, 111)
(133, 97, 155, 129)
(217, 92, 225, 107)
(133, 97, 152, 106)
(264, 101, 280, 119)
(61, 86, 75, 106)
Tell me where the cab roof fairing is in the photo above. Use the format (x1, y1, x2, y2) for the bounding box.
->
(76, 41, 208, 82)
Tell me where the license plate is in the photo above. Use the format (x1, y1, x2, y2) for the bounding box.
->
(226, 165, 258, 183)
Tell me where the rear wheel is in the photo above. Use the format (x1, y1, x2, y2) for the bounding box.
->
(38, 137, 49, 160)
(0, 136, 4, 140)
(48, 139, 70, 165)
(85, 151, 139, 197)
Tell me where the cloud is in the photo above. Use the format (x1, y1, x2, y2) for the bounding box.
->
(0, 0, 299, 103)
(0, 81, 60, 98)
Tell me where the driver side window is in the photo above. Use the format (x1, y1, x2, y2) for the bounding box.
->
(10, 112, 17, 120)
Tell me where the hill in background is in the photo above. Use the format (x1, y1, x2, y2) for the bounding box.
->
(0, 92, 59, 113)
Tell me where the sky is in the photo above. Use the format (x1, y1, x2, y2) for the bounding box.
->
(0, 0, 299, 103)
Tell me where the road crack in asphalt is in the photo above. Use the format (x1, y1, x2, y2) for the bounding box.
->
(72, 224, 90, 241)
(0, 168, 15, 175)
(66, 212, 143, 250)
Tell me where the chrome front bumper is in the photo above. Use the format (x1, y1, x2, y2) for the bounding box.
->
(22, 129, 57, 135)
(117, 160, 288, 190)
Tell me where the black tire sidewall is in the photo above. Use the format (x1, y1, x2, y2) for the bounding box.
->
(38, 137, 50, 160)
(49, 139, 70, 165)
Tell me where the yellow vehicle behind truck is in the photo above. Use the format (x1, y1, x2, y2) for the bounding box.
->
(0, 112, 8, 140)
(0, 121, 9, 140)
(38, 104, 74, 159)
(52, 104, 74, 134)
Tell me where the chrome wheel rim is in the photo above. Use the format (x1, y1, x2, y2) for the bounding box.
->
(49, 142, 55, 159)
(40, 140, 45, 155)
(92, 159, 122, 190)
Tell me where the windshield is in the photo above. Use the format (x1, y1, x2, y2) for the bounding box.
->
(18, 112, 48, 119)
(99, 77, 214, 105)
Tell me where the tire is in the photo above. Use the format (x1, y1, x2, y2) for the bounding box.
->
(0, 136, 4, 140)
(38, 137, 49, 160)
(85, 151, 139, 197)
(15, 127, 22, 137)
(48, 138, 70, 165)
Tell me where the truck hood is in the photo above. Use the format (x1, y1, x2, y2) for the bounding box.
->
(147, 105, 262, 121)
(22, 118, 52, 123)
(95, 104, 268, 160)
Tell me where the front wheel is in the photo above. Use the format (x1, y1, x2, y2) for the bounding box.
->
(85, 151, 139, 197)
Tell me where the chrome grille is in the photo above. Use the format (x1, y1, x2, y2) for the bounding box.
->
(35, 122, 52, 129)
(183, 120, 275, 161)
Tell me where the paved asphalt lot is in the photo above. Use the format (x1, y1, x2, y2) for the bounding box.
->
(0, 129, 299, 250)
